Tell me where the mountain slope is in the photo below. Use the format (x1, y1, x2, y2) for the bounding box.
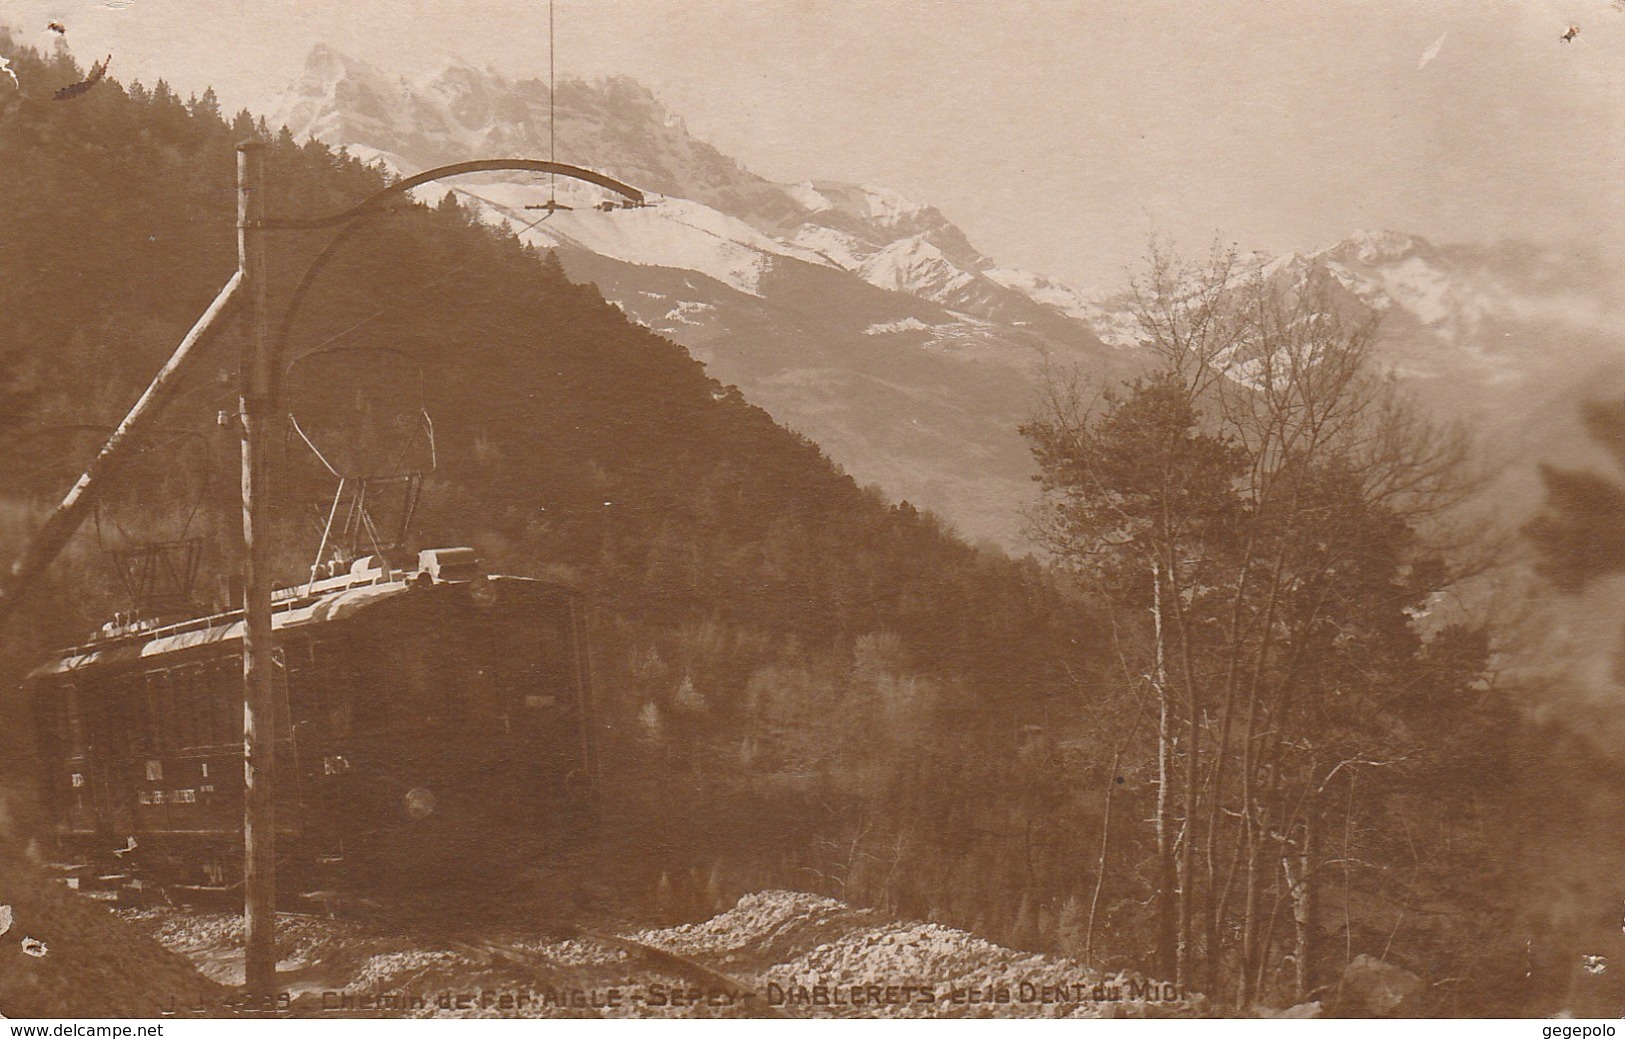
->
(1261, 231, 1625, 414)
(0, 36, 1120, 991)
(269, 49, 1625, 556)
(269, 47, 1124, 547)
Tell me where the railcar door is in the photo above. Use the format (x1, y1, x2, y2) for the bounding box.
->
(35, 680, 96, 836)
(90, 673, 141, 840)
(268, 641, 308, 838)
(490, 594, 594, 827)
(292, 636, 351, 859)
(160, 662, 232, 835)
(345, 608, 499, 882)
(128, 670, 172, 834)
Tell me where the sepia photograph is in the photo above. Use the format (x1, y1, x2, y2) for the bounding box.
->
(0, 0, 1622, 1024)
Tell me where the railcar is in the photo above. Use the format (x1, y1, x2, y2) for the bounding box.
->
(25, 547, 598, 895)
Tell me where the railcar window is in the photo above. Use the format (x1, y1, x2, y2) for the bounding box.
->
(147, 671, 180, 750)
(145, 675, 166, 750)
(490, 608, 576, 708)
(63, 686, 84, 755)
(211, 659, 241, 745)
(54, 683, 86, 755)
(189, 666, 212, 746)
(269, 649, 294, 736)
(52, 686, 71, 745)
(539, 619, 569, 671)
(406, 626, 457, 719)
(171, 667, 205, 748)
(466, 660, 500, 719)
(280, 640, 314, 733)
(366, 619, 501, 731)
(109, 675, 158, 755)
(308, 639, 355, 738)
(172, 668, 193, 747)
(537, 616, 574, 685)
(173, 667, 196, 747)
(327, 699, 353, 738)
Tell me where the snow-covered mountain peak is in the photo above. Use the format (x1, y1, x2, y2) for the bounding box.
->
(298, 42, 372, 84)
(584, 73, 664, 108)
(283, 44, 391, 110)
(268, 46, 1102, 330)
(416, 55, 508, 110)
(849, 183, 928, 227)
(1258, 250, 1303, 281)
(262, 44, 1625, 549)
(785, 181, 834, 213)
(299, 42, 343, 81)
(790, 181, 957, 250)
(857, 236, 973, 297)
(1319, 228, 1433, 266)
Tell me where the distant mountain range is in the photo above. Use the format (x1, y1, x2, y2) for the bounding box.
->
(270, 46, 1625, 549)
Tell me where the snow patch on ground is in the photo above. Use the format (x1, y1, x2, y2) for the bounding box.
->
(121, 890, 1192, 1019)
(863, 317, 935, 335)
(663, 300, 716, 326)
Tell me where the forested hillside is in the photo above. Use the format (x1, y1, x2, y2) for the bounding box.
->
(0, 38, 1607, 1017)
(0, 31, 1093, 971)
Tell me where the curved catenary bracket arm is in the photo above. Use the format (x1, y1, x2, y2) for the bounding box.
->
(272, 211, 386, 370)
(259, 159, 645, 232)
(269, 159, 643, 371)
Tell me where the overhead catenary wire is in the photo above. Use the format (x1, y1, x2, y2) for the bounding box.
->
(3, 423, 219, 549)
(283, 201, 566, 372)
(549, 0, 557, 203)
(279, 193, 558, 583)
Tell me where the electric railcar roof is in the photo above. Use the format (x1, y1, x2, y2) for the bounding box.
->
(26, 571, 559, 681)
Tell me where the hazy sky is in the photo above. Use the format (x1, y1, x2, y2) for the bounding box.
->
(5, 0, 1623, 288)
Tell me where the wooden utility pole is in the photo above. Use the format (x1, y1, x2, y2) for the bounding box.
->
(237, 139, 278, 1001)
(0, 141, 641, 1005)
(0, 275, 240, 624)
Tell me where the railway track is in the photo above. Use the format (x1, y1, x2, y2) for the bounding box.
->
(109, 877, 779, 1018)
(449, 930, 778, 1016)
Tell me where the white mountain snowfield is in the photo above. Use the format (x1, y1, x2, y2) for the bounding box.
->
(466, 181, 834, 298)
(269, 47, 1625, 548)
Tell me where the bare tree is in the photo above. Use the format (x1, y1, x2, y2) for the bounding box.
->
(1025, 241, 1487, 1006)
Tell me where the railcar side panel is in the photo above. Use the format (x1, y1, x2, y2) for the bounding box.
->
(25, 574, 597, 889)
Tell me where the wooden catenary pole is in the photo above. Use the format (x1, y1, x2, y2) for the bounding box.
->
(0, 274, 241, 623)
(237, 139, 279, 1002)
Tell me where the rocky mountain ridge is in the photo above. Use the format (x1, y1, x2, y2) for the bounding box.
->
(270, 47, 1625, 547)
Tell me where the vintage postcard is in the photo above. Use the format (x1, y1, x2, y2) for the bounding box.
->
(0, 0, 1621, 1025)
